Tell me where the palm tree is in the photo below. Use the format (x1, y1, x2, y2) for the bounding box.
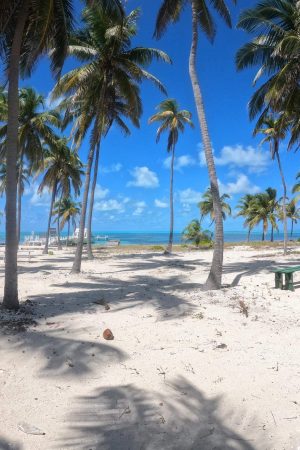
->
(52, 3, 170, 272)
(0, 0, 74, 309)
(38, 138, 83, 254)
(53, 197, 80, 246)
(0, 163, 29, 199)
(248, 189, 278, 241)
(236, 0, 299, 126)
(255, 116, 288, 252)
(284, 200, 300, 238)
(198, 188, 231, 225)
(155, 0, 236, 289)
(0, 87, 60, 242)
(236, 194, 255, 242)
(182, 219, 212, 247)
(149, 99, 193, 254)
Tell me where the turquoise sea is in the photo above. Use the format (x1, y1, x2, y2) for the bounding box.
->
(2, 230, 299, 245)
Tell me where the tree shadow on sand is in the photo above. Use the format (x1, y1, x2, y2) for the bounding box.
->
(223, 257, 300, 288)
(35, 272, 200, 322)
(0, 437, 23, 450)
(57, 376, 265, 450)
(9, 329, 127, 377)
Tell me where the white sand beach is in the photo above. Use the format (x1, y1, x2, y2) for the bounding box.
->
(0, 245, 300, 450)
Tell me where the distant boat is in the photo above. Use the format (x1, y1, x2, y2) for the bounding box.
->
(95, 235, 109, 241)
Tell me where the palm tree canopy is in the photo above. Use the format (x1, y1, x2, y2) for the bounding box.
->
(236, 0, 300, 139)
(198, 187, 231, 223)
(182, 219, 212, 246)
(0, 87, 61, 172)
(0, 0, 75, 77)
(38, 138, 83, 199)
(53, 197, 81, 230)
(149, 98, 193, 151)
(247, 188, 278, 233)
(154, 0, 236, 40)
(52, 3, 171, 148)
(0, 162, 29, 197)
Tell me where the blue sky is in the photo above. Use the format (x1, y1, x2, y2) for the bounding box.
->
(1, 0, 298, 234)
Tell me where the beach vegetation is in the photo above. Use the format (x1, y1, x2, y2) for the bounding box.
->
(182, 219, 213, 248)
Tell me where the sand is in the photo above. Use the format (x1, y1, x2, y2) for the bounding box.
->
(0, 245, 300, 450)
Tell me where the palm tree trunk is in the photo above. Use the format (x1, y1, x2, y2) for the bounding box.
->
(291, 219, 294, 238)
(43, 181, 57, 255)
(71, 142, 95, 273)
(3, 1, 29, 310)
(262, 226, 265, 241)
(247, 228, 250, 242)
(165, 146, 175, 254)
(67, 218, 70, 246)
(16, 156, 23, 244)
(275, 145, 287, 255)
(189, 0, 224, 290)
(87, 139, 101, 260)
(57, 195, 62, 250)
(270, 225, 274, 242)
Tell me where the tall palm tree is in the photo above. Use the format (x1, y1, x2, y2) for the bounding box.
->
(198, 188, 231, 225)
(155, 0, 236, 289)
(53, 3, 170, 272)
(248, 189, 278, 241)
(53, 197, 81, 246)
(236, 194, 255, 242)
(255, 116, 288, 252)
(0, 87, 60, 242)
(149, 99, 193, 254)
(38, 138, 83, 254)
(0, 0, 74, 309)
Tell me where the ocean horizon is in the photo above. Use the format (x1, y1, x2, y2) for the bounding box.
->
(5, 230, 300, 245)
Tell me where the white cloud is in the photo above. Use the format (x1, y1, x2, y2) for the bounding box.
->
(127, 166, 159, 188)
(199, 144, 269, 174)
(218, 174, 260, 195)
(133, 201, 146, 216)
(94, 184, 109, 200)
(163, 154, 196, 171)
(100, 163, 122, 174)
(155, 199, 168, 208)
(94, 199, 125, 213)
(179, 188, 203, 205)
(27, 183, 50, 206)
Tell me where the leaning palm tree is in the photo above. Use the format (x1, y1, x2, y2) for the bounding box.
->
(0, 0, 75, 309)
(155, 0, 236, 289)
(38, 138, 83, 254)
(255, 116, 288, 252)
(0, 87, 60, 242)
(198, 188, 231, 225)
(236, 194, 255, 242)
(149, 99, 193, 254)
(53, 197, 81, 246)
(52, 3, 170, 272)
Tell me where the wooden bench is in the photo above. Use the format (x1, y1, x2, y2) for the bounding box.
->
(271, 266, 300, 291)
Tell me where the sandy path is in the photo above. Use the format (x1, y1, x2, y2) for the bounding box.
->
(0, 246, 300, 449)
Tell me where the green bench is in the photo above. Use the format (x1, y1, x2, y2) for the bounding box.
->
(271, 265, 300, 291)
